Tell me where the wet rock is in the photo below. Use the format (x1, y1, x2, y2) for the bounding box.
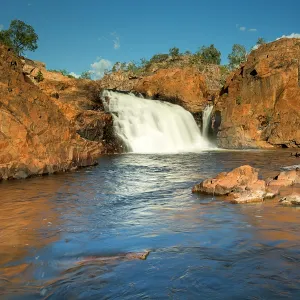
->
(279, 194, 300, 206)
(78, 251, 151, 265)
(192, 165, 274, 204)
(268, 169, 300, 188)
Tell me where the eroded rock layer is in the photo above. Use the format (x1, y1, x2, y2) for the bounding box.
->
(0, 45, 101, 180)
(216, 38, 300, 149)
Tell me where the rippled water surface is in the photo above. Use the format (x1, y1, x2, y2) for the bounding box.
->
(0, 150, 300, 299)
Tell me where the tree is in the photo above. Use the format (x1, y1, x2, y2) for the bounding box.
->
(0, 20, 38, 55)
(256, 37, 266, 46)
(228, 44, 247, 69)
(80, 71, 92, 79)
(169, 47, 180, 58)
(199, 44, 221, 65)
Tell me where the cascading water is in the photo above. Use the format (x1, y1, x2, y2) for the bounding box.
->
(202, 105, 213, 138)
(101, 90, 213, 153)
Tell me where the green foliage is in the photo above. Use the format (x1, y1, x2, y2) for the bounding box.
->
(67, 74, 76, 79)
(228, 44, 247, 70)
(189, 53, 204, 71)
(169, 47, 180, 58)
(236, 95, 242, 105)
(150, 53, 169, 63)
(219, 65, 230, 85)
(184, 50, 192, 55)
(256, 37, 266, 46)
(35, 70, 44, 82)
(0, 20, 38, 56)
(112, 62, 121, 72)
(80, 71, 92, 79)
(198, 44, 221, 65)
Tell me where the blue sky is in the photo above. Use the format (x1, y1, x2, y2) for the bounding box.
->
(1, 0, 300, 78)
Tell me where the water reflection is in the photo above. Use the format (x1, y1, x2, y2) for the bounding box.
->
(0, 150, 299, 299)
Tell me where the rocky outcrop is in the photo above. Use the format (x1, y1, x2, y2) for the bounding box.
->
(192, 165, 300, 204)
(100, 65, 222, 114)
(216, 38, 300, 149)
(22, 58, 122, 153)
(279, 194, 300, 206)
(192, 165, 274, 204)
(134, 67, 209, 113)
(0, 44, 102, 180)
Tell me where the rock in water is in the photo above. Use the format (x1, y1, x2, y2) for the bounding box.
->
(279, 194, 300, 206)
(192, 165, 275, 204)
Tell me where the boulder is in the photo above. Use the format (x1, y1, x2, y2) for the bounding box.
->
(268, 169, 300, 188)
(279, 194, 300, 206)
(192, 165, 273, 203)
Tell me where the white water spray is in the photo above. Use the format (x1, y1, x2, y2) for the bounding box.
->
(202, 105, 213, 138)
(102, 90, 213, 153)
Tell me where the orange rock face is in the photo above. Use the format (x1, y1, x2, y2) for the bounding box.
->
(0, 45, 101, 180)
(216, 38, 300, 148)
(134, 67, 209, 113)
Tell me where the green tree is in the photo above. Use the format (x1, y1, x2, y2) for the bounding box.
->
(80, 71, 92, 79)
(228, 44, 247, 69)
(256, 37, 266, 46)
(0, 20, 38, 55)
(199, 44, 221, 65)
(150, 53, 169, 63)
(112, 62, 121, 72)
(169, 47, 180, 58)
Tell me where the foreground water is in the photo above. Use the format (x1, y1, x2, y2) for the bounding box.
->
(0, 150, 300, 299)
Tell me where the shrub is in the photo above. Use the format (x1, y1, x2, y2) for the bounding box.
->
(80, 71, 92, 79)
(35, 70, 44, 82)
(198, 44, 221, 65)
(169, 47, 180, 58)
(150, 53, 169, 63)
(236, 95, 242, 105)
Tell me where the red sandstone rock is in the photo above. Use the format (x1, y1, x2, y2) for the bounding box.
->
(216, 38, 300, 149)
(192, 165, 274, 203)
(0, 44, 101, 180)
(279, 194, 300, 206)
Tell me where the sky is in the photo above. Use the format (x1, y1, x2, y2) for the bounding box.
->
(1, 0, 300, 78)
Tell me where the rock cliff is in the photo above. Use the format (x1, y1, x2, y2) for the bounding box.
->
(0, 45, 102, 180)
(215, 38, 300, 148)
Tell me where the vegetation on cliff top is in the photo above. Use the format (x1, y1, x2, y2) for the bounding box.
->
(0, 20, 38, 56)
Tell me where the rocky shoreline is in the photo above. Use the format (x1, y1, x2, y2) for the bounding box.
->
(192, 164, 300, 206)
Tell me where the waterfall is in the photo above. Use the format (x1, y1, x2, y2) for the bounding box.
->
(202, 105, 213, 138)
(101, 90, 213, 153)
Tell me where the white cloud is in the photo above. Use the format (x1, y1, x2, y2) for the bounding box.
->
(252, 44, 260, 50)
(276, 33, 300, 40)
(239, 26, 246, 31)
(90, 58, 112, 79)
(248, 28, 257, 32)
(111, 32, 120, 50)
(69, 72, 80, 78)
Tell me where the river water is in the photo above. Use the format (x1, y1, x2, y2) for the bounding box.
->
(0, 150, 300, 299)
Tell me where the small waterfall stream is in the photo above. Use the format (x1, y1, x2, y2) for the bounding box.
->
(202, 105, 213, 138)
(101, 90, 213, 153)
